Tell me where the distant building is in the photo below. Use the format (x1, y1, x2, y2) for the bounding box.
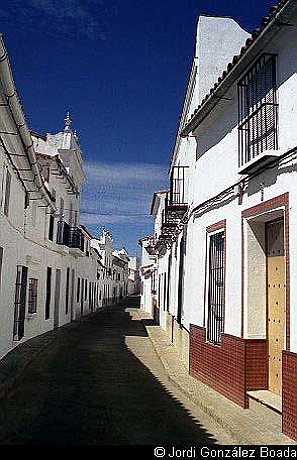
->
(127, 256, 141, 296)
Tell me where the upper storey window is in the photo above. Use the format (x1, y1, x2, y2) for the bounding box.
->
(238, 54, 278, 168)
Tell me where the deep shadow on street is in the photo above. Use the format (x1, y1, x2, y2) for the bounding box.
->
(0, 297, 227, 445)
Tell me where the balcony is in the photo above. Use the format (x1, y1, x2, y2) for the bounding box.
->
(57, 221, 70, 246)
(56, 221, 84, 252)
(69, 227, 85, 252)
(160, 195, 179, 240)
(167, 166, 189, 215)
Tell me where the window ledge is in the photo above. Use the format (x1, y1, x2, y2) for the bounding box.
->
(238, 149, 283, 175)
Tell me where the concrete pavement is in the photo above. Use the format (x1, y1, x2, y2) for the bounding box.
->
(132, 306, 295, 446)
(0, 299, 234, 445)
(0, 296, 295, 445)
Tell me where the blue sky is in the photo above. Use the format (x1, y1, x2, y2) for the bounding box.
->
(1, 0, 276, 254)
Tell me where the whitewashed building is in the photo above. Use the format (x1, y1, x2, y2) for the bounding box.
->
(112, 248, 129, 303)
(91, 229, 130, 306)
(145, 0, 297, 442)
(139, 235, 158, 320)
(0, 37, 126, 361)
(127, 256, 141, 296)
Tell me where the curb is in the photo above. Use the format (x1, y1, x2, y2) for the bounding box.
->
(137, 313, 294, 446)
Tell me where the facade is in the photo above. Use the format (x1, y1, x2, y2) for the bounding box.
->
(143, 1, 297, 441)
(0, 37, 126, 361)
(112, 248, 129, 303)
(127, 256, 141, 296)
(139, 235, 158, 320)
(91, 229, 130, 307)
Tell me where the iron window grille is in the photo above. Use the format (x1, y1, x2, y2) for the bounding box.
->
(65, 268, 70, 315)
(48, 214, 55, 241)
(207, 231, 225, 345)
(13, 265, 28, 341)
(45, 267, 52, 320)
(238, 53, 278, 167)
(77, 277, 80, 303)
(28, 278, 38, 314)
(151, 269, 157, 295)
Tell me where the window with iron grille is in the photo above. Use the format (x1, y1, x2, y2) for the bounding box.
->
(77, 277, 80, 303)
(28, 278, 38, 314)
(65, 268, 70, 315)
(207, 231, 225, 345)
(13, 265, 28, 341)
(151, 269, 157, 294)
(48, 214, 55, 241)
(45, 267, 52, 320)
(238, 54, 278, 167)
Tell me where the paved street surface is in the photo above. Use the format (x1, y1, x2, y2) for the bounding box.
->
(0, 297, 234, 445)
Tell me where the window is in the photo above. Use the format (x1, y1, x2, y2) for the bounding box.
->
(13, 266, 28, 341)
(28, 278, 38, 314)
(3, 170, 11, 217)
(89, 281, 92, 309)
(45, 267, 52, 320)
(48, 214, 54, 241)
(81, 278, 84, 304)
(207, 231, 225, 345)
(151, 269, 157, 294)
(77, 277, 80, 303)
(85, 279, 87, 301)
(238, 54, 278, 167)
(65, 268, 70, 315)
(163, 273, 167, 312)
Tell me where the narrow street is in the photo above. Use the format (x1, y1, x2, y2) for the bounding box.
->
(0, 297, 234, 445)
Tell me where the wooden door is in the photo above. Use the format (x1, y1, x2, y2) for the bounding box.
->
(266, 218, 285, 396)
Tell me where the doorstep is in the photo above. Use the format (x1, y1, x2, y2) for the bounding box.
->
(247, 390, 282, 431)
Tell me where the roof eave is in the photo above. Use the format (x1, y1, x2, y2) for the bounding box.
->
(181, 0, 293, 137)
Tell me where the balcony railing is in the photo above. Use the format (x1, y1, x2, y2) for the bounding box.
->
(69, 227, 85, 252)
(168, 166, 189, 209)
(57, 221, 84, 251)
(57, 221, 70, 245)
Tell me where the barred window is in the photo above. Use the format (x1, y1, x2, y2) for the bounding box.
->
(28, 278, 38, 314)
(238, 54, 278, 167)
(207, 231, 225, 345)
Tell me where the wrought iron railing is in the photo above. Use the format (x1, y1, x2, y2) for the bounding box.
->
(69, 227, 85, 252)
(57, 221, 84, 251)
(57, 221, 70, 245)
(169, 166, 189, 207)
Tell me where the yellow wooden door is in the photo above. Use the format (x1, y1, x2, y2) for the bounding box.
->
(266, 219, 285, 396)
